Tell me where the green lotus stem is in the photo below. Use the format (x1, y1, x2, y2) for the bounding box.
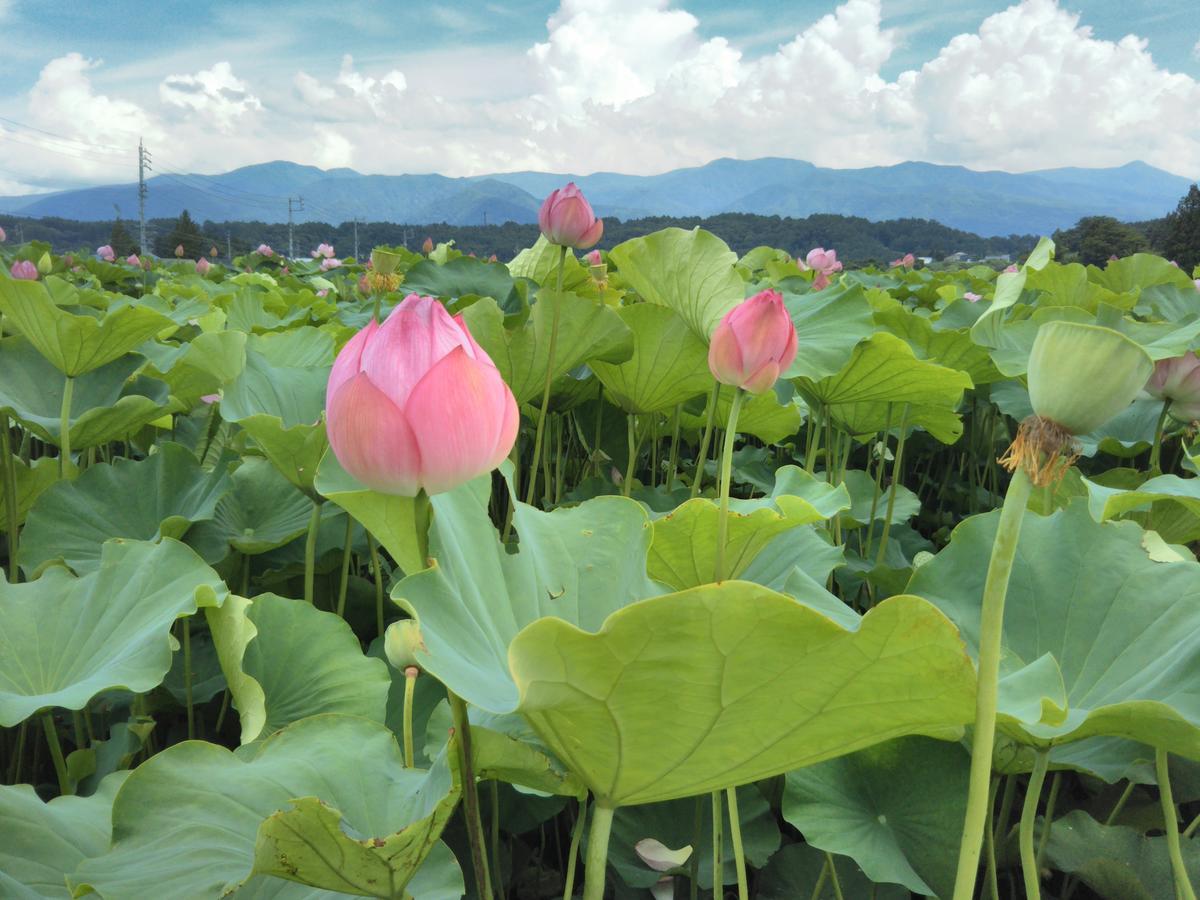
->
(336, 515, 353, 618)
(542, 413, 555, 505)
(666, 404, 682, 490)
(215, 689, 230, 735)
(489, 780, 502, 898)
(2, 416, 20, 581)
(1150, 398, 1172, 474)
(984, 777, 1001, 900)
(1018, 749, 1050, 900)
(303, 500, 322, 605)
(952, 465, 1033, 900)
(726, 786, 749, 900)
(825, 851, 846, 900)
(582, 800, 614, 900)
(1186, 809, 1200, 840)
(1036, 771, 1061, 869)
(554, 413, 565, 504)
(711, 789, 723, 898)
(592, 386, 605, 479)
(449, 690, 493, 900)
(373, 291, 382, 324)
(808, 857, 829, 900)
(714, 388, 745, 583)
(182, 616, 195, 740)
(690, 795, 702, 900)
(526, 244, 568, 507)
(367, 534, 385, 639)
(241, 553, 251, 597)
(41, 712, 70, 796)
(863, 404, 894, 564)
(9, 719, 27, 783)
(1158, 748, 1198, 900)
(402, 667, 417, 768)
(874, 403, 910, 568)
(622, 414, 641, 498)
(692, 382, 721, 497)
(58, 376, 74, 478)
(562, 796, 588, 900)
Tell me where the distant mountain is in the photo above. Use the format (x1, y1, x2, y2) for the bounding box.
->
(0, 157, 1191, 237)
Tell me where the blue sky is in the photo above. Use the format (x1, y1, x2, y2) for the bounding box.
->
(0, 0, 1197, 193)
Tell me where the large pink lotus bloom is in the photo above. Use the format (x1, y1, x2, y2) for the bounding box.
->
(126, 254, 140, 267)
(195, 257, 211, 275)
(96, 244, 115, 262)
(9, 260, 37, 280)
(805, 247, 843, 290)
(325, 293, 519, 496)
(1145, 352, 1200, 421)
(320, 256, 342, 271)
(257, 243, 274, 257)
(311, 243, 335, 259)
(708, 289, 798, 394)
(538, 182, 603, 250)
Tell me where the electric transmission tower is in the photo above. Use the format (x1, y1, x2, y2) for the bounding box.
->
(138, 139, 151, 255)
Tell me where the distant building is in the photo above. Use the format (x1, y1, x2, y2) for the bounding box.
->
(944, 251, 971, 263)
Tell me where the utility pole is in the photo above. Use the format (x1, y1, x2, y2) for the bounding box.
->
(287, 196, 304, 259)
(138, 139, 151, 255)
(483, 210, 487, 227)
(353, 217, 360, 260)
(226, 230, 232, 260)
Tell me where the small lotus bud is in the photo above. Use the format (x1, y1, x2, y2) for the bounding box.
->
(175, 244, 185, 258)
(384, 619, 426, 670)
(421, 237, 434, 255)
(36, 252, 52, 275)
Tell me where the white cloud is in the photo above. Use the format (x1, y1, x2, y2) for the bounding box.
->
(160, 62, 262, 131)
(294, 55, 406, 119)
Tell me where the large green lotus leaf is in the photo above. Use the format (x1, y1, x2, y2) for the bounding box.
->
(874, 300, 1003, 385)
(392, 476, 666, 714)
(0, 772, 127, 899)
(970, 236, 1054, 348)
(783, 282, 876, 381)
(223, 291, 312, 333)
(1084, 474, 1200, 544)
(1087, 252, 1198, 294)
(461, 290, 633, 405)
(1044, 810, 1200, 900)
(0, 277, 175, 376)
(239, 416, 329, 495)
(589, 304, 712, 413)
(758, 843, 908, 900)
(206, 592, 390, 744)
(507, 235, 592, 291)
(736, 527, 851, 627)
(1138, 282, 1200, 321)
(0, 539, 227, 726)
(509, 588, 977, 805)
(18, 442, 231, 576)
(143, 330, 247, 410)
(71, 715, 462, 900)
(0, 338, 169, 450)
(646, 475, 846, 589)
(222, 329, 331, 429)
(1026, 260, 1135, 312)
(796, 332, 974, 443)
(188, 458, 315, 556)
(608, 785, 780, 890)
(908, 501, 1200, 757)
(782, 736, 969, 898)
(608, 227, 743, 339)
(837, 468, 920, 528)
(0, 454, 57, 533)
(402, 256, 521, 314)
(679, 385, 803, 445)
(313, 450, 427, 575)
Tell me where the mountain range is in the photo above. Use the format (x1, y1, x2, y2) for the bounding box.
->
(0, 157, 1191, 237)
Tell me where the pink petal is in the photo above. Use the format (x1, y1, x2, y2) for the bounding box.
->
(327, 320, 379, 409)
(326, 373, 422, 496)
(361, 295, 472, 408)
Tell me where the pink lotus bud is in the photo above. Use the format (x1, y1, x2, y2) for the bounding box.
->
(325, 293, 519, 496)
(126, 254, 140, 267)
(1145, 352, 1200, 421)
(422, 237, 434, 255)
(316, 289, 329, 298)
(200, 393, 221, 405)
(359, 274, 371, 294)
(195, 257, 211, 275)
(538, 182, 603, 250)
(256, 243, 274, 257)
(0, 226, 6, 242)
(9, 260, 38, 280)
(585, 249, 603, 266)
(964, 291, 981, 302)
(96, 244, 115, 262)
(707, 288, 798, 394)
(890, 252, 915, 268)
(174, 244, 185, 258)
(489, 254, 497, 262)
(1004, 264, 1018, 273)
(209, 246, 219, 258)
(320, 256, 341, 271)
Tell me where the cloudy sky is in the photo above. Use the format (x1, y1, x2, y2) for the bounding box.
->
(1, 0, 1198, 195)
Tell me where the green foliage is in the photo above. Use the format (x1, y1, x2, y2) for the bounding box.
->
(1162, 183, 1200, 271)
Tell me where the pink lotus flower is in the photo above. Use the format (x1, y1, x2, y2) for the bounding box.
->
(96, 244, 115, 262)
(359, 274, 371, 294)
(1004, 264, 1018, 273)
(538, 182, 603, 250)
(890, 253, 915, 269)
(311, 243, 335, 259)
(964, 291, 982, 303)
(320, 256, 341, 271)
(174, 244, 185, 258)
(1145, 352, 1200, 421)
(422, 237, 434, 255)
(325, 293, 519, 496)
(488, 254, 497, 262)
(9, 260, 37, 280)
(0, 226, 6, 242)
(585, 249, 603, 266)
(805, 247, 843, 290)
(195, 257, 211, 275)
(126, 254, 140, 267)
(281, 266, 289, 275)
(708, 289, 798, 394)
(200, 393, 221, 405)
(316, 289, 329, 298)
(256, 243, 274, 257)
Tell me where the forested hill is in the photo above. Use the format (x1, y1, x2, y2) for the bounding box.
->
(4, 211, 1036, 266)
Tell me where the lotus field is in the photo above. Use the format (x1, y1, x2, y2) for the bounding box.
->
(5, 187, 1200, 900)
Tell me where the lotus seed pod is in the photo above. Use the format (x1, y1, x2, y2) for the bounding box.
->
(384, 619, 425, 670)
(370, 247, 404, 276)
(1027, 321, 1153, 436)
